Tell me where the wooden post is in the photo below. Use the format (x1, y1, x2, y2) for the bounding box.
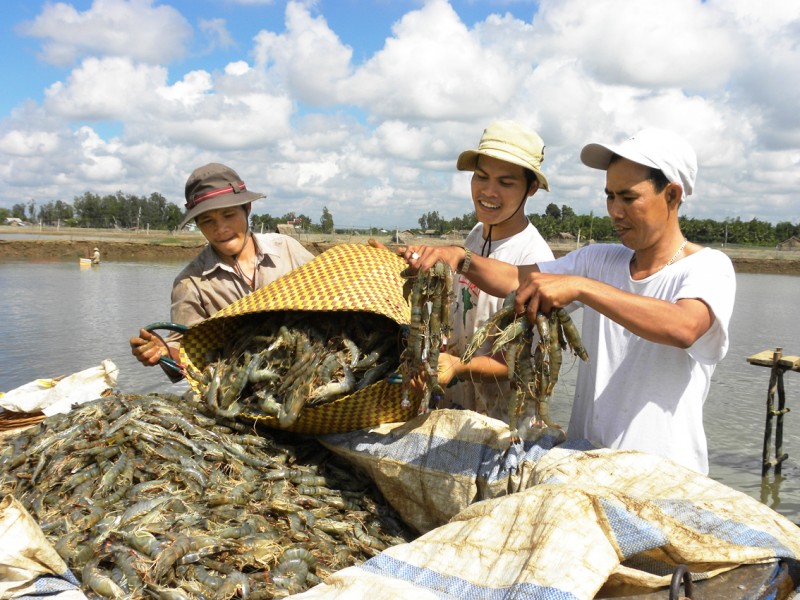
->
(775, 354, 788, 476)
(747, 348, 799, 478)
(762, 348, 787, 477)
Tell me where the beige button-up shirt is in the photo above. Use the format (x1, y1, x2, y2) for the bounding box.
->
(166, 233, 314, 347)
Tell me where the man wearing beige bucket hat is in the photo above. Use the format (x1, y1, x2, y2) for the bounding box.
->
(404, 128, 735, 474)
(433, 121, 555, 418)
(129, 163, 314, 380)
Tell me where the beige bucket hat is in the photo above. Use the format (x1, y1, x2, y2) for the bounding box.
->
(456, 120, 549, 191)
(179, 163, 266, 229)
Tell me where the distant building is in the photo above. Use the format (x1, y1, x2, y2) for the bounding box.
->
(5, 217, 25, 226)
(777, 236, 800, 251)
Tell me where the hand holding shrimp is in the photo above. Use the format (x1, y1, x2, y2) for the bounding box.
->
(512, 271, 584, 322)
(399, 245, 466, 275)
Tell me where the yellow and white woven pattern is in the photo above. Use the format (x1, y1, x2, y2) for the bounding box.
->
(179, 243, 415, 434)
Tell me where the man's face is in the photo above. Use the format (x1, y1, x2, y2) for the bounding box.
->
(470, 155, 536, 229)
(195, 205, 249, 257)
(605, 158, 673, 251)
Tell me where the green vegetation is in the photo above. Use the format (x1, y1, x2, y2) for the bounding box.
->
(419, 204, 799, 246)
(6, 193, 798, 247)
(11, 192, 182, 231)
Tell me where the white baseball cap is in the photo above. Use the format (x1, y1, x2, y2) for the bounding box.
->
(580, 128, 697, 197)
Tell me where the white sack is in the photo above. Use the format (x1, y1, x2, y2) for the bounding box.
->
(321, 409, 568, 533)
(302, 411, 800, 599)
(0, 495, 86, 600)
(0, 360, 118, 416)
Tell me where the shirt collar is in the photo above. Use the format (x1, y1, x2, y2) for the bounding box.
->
(198, 233, 279, 277)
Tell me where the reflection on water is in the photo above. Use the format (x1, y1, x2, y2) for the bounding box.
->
(762, 474, 786, 511)
(707, 273, 800, 522)
(0, 262, 799, 521)
(0, 260, 187, 395)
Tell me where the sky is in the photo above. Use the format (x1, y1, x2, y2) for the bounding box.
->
(1, 0, 799, 230)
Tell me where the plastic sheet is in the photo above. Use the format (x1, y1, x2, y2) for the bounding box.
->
(0, 360, 118, 416)
(302, 410, 800, 599)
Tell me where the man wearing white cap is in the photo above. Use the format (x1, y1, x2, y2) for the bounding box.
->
(436, 121, 554, 418)
(130, 162, 314, 380)
(404, 128, 735, 474)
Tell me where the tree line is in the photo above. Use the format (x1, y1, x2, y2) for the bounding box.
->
(2, 192, 340, 235)
(419, 203, 800, 246)
(3, 192, 184, 231)
(2, 193, 797, 246)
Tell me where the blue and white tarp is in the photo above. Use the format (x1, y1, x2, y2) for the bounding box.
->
(291, 409, 800, 599)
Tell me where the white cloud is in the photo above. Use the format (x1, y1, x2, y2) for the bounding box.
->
(18, 0, 192, 66)
(199, 18, 236, 51)
(44, 57, 168, 120)
(158, 70, 215, 108)
(1, 0, 799, 228)
(531, 0, 740, 91)
(252, 1, 354, 103)
(0, 130, 60, 157)
(342, 1, 518, 118)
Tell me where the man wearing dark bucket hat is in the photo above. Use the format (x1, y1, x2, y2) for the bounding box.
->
(432, 121, 555, 418)
(129, 163, 313, 380)
(404, 128, 735, 474)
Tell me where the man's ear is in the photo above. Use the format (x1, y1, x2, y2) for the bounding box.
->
(666, 184, 682, 206)
(527, 179, 540, 197)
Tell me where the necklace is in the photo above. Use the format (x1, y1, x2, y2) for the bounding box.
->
(630, 238, 688, 274)
(665, 238, 688, 268)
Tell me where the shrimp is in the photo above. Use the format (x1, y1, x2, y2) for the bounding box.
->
(82, 558, 126, 599)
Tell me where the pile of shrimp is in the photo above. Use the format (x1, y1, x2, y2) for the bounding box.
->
(0, 393, 414, 599)
(462, 293, 589, 441)
(190, 312, 402, 428)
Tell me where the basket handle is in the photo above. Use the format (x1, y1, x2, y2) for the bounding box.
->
(143, 322, 190, 375)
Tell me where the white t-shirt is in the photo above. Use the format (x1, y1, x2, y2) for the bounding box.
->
(539, 244, 736, 474)
(445, 222, 554, 418)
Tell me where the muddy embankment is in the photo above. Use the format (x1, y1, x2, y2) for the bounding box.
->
(1, 235, 799, 275)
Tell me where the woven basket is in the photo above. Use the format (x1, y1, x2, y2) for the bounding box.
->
(179, 243, 415, 435)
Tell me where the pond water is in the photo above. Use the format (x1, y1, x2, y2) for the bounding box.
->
(1, 259, 798, 521)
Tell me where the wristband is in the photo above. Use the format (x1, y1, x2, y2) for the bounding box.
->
(457, 248, 472, 274)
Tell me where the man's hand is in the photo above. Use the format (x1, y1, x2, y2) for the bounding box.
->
(514, 272, 583, 320)
(436, 352, 462, 387)
(129, 329, 169, 367)
(398, 245, 466, 274)
(367, 238, 388, 251)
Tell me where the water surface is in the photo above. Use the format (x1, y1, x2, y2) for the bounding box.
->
(1, 261, 798, 521)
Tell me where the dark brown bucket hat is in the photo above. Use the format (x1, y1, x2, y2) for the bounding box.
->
(178, 163, 266, 229)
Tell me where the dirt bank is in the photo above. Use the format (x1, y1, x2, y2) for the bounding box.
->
(0, 238, 206, 262)
(1, 233, 799, 275)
